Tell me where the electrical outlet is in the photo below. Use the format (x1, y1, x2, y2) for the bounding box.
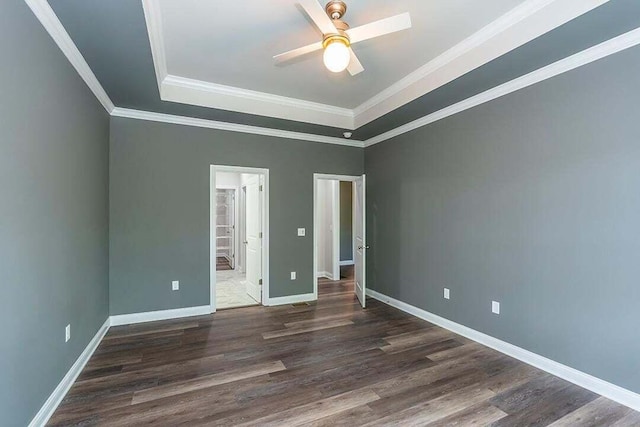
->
(290, 272, 296, 280)
(172, 280, 180, 291)
(65, 324, 71, 342)
(492, 301, 500, 315)
(443, 288, 450, 300)
(297, 228, 306, 237)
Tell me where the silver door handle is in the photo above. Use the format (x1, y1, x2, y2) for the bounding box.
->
(243, 241, 248, 244)
(358, 245, 370, 250)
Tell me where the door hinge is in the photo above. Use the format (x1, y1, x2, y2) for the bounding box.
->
(259, 232, 263, 238)
(259, 185, 263, 191)
(259, 279, 263, 285)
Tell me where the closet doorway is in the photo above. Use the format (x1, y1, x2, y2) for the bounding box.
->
(210, 166, 269, 312)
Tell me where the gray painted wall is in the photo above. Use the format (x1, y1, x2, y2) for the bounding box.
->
(0, 2, 110, 426)
(365, 45, 640, 393)
(340, 182, 353, 262)
(109, 118, 363, 315)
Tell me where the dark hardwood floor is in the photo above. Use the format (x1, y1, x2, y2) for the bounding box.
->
(49, 266, 638, 426)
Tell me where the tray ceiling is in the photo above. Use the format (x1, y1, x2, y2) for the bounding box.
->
(44, 0, 640, 142)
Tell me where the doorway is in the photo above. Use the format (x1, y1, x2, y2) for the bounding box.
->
(313, 174, 366, 307)
(210, 166, 269, 313)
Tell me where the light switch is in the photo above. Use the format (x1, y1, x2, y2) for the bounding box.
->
(172, 280, 180, 291)
(291, 272, 296, 280)
(297, 228, 306, 237)
(444, 288, 450, 300)
(492, 301, 500, 314)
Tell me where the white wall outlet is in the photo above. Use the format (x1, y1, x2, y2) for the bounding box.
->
(290, 272, 296, 280)
(492, 301, 500, 314)
(65, 324, 71, 342)
(172, 280, 180, 291)
(297, 228, 306, 237)
(444, 288, 450, 300)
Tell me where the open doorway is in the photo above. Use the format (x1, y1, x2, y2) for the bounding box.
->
(210, 166, 269, 312)
(314, 174, 366, 307)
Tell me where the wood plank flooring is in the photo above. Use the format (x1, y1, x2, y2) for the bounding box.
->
(48, 267, 637, 426)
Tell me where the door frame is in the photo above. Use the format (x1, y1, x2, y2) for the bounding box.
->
(210, 165, 269, 313)
(313, 173, 363, 300)
(237, 185, 247, 274)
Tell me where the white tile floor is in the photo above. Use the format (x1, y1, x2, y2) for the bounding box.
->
(216, 269, 260, 309)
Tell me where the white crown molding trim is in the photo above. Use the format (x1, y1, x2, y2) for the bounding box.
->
(141, 0, 354, 129)
(28, 318, 111, 427)
(24, 0, 115, 113)
(267, 293, 316, 306)
(353, 0, 609, 128)
(364, 26, 640, 147)
(366, 289, 640, 412)
(161, 75, 355, 130)
(110, 305, 211, 326)
(143, 0, 610, 131)
(111, 108, 365, 148)
(141, 0, 168, 92)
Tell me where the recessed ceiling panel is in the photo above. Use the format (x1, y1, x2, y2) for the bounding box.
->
(159, 0, 526, 109)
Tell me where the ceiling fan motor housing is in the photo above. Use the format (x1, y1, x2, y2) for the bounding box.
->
(322, 20, 350, 48)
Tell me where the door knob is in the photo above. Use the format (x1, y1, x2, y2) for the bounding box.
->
(243, 241, 248, 244)
(358, 245, 370, 250)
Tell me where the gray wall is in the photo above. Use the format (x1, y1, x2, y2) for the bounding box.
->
(109, 118, 363, 315)
(0, 2, 110, 426)
(365, 45, 640, 393)
(340, 181, 353, 262)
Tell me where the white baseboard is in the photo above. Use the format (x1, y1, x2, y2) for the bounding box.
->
(29, 305, 214, 426)
(340, 260, 354, 266)
(268, 293, 316, 306)
(366, 289, 640, 412)
(317, 271, 334, 280)
(110, 305, 211, 326)
(29, 318, 111, 427)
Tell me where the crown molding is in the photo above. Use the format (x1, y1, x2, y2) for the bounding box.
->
(24, 0, 115, 113)
(353, 0, 610, 128)
(142, 0, 610, 131)
(353, 0, 556, 121)
(142, 0, 354, 130)
(364, 26, 640, 147)
(160, 74, 356, 130)
(141, 0, 168, 92)
(28, 0, 630, 151)
(111, 108, 364, 148)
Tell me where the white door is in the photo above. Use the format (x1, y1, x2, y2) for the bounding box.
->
(245, 175, 262, 303)
(238, 187, 247, 274)
(354, 175, 366, 308)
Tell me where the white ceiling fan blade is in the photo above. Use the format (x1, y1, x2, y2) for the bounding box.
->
(298, 0, 338, 35)
(273, 41, 323, 64)
(346, 12, 412, 44)
(347, 48, 364, 76)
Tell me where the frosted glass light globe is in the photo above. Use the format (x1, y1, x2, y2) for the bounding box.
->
(323, 40, 350, 73)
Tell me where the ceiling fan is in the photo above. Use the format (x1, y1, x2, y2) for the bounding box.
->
(274, 0, 412, 75)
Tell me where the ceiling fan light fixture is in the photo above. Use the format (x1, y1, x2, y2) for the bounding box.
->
(322, 35, 350, 73)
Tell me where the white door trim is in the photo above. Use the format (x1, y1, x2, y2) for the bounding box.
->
(313, 174, 362, 300)
(331, 181, 340, 281)
(210, 165, 269, 313)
